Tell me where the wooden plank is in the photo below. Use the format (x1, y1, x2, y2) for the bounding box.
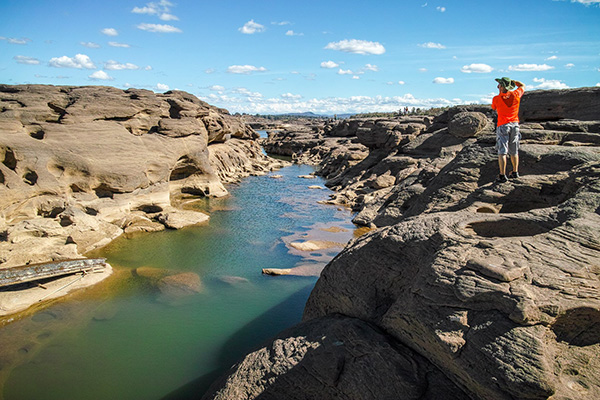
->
(0, 258, 107, 288)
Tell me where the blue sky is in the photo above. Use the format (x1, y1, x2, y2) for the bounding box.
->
(1, 0, 599, 114)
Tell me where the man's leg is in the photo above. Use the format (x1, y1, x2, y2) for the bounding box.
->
(510, 154, 519, 173)
(498, 155, 507, 175)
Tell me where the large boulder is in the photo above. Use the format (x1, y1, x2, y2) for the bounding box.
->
(520, 87, 600, 122)
(202, 315, 470, 400)
(304, 159, 600, 399)
(448, 111, 491, 138)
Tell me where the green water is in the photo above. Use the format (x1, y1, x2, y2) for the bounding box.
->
(0, 164, 357, 400)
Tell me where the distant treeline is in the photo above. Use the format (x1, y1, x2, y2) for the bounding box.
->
(235, 106, 456, 120)
(235, 113, 331, 120)
(351, 107, 452, 119)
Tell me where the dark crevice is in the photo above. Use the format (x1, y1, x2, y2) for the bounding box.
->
(2, 148, 17, 170)
(29, 129, 45, 140)
(94, 183, 120, 199)
(137, 204, 163, 213)
(552, 308, 600, 347)
(167, 99, 184, 119)
(23, 170, 38, 186)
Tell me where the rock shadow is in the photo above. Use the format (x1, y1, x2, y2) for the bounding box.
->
(552, 307, 600, 347)
(466, 218, 560, 238)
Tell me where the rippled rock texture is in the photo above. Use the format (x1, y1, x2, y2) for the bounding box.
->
(209, 87, 600, 399)
(0, 84, 287, 273)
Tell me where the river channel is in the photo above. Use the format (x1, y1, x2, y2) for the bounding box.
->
(0, 161, 360, 400)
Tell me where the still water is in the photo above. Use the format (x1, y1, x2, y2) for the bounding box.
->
(0, 164, 358, 400)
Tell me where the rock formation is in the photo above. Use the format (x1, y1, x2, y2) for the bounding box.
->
(206, 87, 600, 399)
(0, 84, 287, 314)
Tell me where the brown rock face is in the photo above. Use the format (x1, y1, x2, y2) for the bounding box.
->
(203, 315, 470, 400)
(520, 87, 600, 122)
(205, 87, 600, 400)
(0, 84, 287, 271)
(448, 111, 491, 138)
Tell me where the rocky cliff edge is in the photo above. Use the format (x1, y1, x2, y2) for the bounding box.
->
(0, 85, 288, 315)
(205, 87, 600, 400)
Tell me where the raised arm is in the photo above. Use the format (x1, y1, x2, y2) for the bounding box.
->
(513, 80, 525, 89)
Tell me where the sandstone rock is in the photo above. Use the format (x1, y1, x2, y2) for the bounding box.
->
(203, 315, 470, 400)
(157, 272, 202, 297)
(304, 173, 600, 399)
(448, 111, 491, 138)
(157, 209, 209, 229)
(521, 87, 600, 122)
(0, 84, 285, 315)
(289, 240, 342, 252)
(134, 266, 170, 281)
(241, 88, 600, 400)
(261, 268, 292, 276)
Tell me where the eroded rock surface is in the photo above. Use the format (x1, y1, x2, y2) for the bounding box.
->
(203, 315, 470, 400)
(0, 84, 288, 314)
(208, 87, 600, 399)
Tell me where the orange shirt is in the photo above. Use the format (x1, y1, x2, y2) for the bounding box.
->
(492, 87, 524, 126)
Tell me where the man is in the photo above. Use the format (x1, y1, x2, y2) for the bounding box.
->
(491, 77, 525, 183)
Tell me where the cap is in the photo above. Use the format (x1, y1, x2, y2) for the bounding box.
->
(495, 77, 516, 91)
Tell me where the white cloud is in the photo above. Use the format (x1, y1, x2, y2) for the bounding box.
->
(508, 63, 554, 71)
(14, 55, 40, 65)
(419, 42, 446, 49)
(101, 28, 118, 36)
(88, 70, 114, 81)
(419, 68, 428, 72)
(285, 30, 303, 36)
(159, 13, 179, 21)
(137, 23, 182, 33)
(105, 60, 140, 70)
(108, 41, 131, 48)
(532, 77, 569, 89)
(0, 37, 31, 45)
(398, 81, 406, 85)
(209, 85, 225, 92)
(205, 68, 216, 74)
(437, 6, 446, 12)
(352, 76, 360, 80)
(156, 83, 170, 91)
(239, 20, 265, 34)
(272, 21, 291, 25)
(570, 0, 600, 5)
(545, 55, 558, 61)
(233, 87, 263, 98)
(363, 64, 379, 72)
(226, 65, 267, 74)
(281, 93, 302, 99)
(49, 54, 96, 69)
(325, 39, 386, 55)
(433, 77, 454, 84)
(565, 63, 575, 69)
(80, 41, 100, 48)
(337, 69, 353, 75)
(132, 6, 157, 14)
(201, 93, 464, 115)
(461, 63, 494, 73)
(132, 1, 178, 20)
(320, 61, 339, 69)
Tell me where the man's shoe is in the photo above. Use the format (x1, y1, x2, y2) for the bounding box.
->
(495, 174, 508, 183)
(509, 171, 520, 179)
